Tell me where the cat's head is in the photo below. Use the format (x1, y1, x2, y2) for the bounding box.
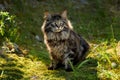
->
(42, 10, 73, 33)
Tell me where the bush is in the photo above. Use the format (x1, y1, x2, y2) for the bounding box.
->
(0, 11, 19, 44)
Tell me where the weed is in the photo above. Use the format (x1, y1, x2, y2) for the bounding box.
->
(0, 0, 120, 80)
(0, 11, 19, 43)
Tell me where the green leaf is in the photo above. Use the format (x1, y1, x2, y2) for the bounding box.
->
(77, 59, 90, 69)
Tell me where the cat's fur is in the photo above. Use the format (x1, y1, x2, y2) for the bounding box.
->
(41, 10, 89, 71)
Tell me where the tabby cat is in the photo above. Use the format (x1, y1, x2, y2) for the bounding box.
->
(41, 10, 89, 71)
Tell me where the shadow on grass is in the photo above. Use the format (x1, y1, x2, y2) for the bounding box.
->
(0, 57, 24, 80)
(47, 58, 99, 80)
(26, 42, 99, 79)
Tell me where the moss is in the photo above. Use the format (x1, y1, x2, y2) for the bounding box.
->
(0, 0, 120, 80)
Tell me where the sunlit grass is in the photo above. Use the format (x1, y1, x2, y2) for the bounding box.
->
(0, 0, 120, 80)
(89, 40, 120, 80)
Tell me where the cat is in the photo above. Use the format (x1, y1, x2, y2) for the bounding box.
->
(41, 10, 89, 71)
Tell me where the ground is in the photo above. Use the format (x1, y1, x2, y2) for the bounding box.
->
(0, 0, 120, 80)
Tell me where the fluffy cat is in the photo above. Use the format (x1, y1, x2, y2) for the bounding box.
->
(41, 10, 89, 71)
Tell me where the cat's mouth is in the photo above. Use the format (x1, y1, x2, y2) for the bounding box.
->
(54, 29, 62, 32)
(54, 27, 64, 32)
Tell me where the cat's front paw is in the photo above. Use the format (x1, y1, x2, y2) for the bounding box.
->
(48, 65, 54, 70)
(48, 66, 54, 70)
(48, 63, 57, 70)
(65, 67, 73, 72)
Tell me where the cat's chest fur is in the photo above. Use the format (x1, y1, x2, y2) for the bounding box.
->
(48, 40, 68, 60)
(46, 30, 77, 50)
(45, 31, 75, 60)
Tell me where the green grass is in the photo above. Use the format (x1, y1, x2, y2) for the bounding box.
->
(0, 0, 120, 80)
(89, 40, 120, 80)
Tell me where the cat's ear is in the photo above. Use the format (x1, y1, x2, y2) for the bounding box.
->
(44, 12, 51, 19)
(61, 10, 67, 18)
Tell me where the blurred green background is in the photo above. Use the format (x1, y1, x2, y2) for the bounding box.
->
(0, 0, 120, 80)
(1, 0, 120, 42)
